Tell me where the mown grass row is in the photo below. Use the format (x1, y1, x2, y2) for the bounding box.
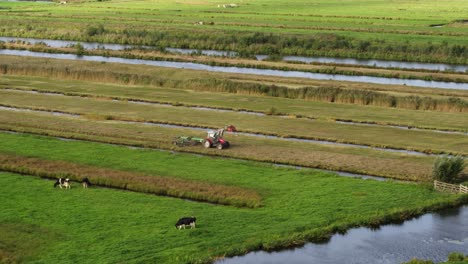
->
(1, 101, 467, 157)
(0, 87, 468, 155)
(0, 153, 261, 208)
(6, 85, 468, 134)
(1, 90, 467, 156)
(0, 111, 444, 181)
(2, 75, 467, 133)
(1, 56, 466, 112)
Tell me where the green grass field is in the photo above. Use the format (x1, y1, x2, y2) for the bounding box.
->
(0, 112, 441, 180)
(0, 0, 467, 63)
(0, 132, 466, 263)
(0, 0, 467, 262)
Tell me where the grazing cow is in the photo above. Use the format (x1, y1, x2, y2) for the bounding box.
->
(82, 177, 91, 188)
(54, 178, 71, 189)
(175, 217, 196, 230)
(62, 178, 71, 189)
(54, 178, 64, 188)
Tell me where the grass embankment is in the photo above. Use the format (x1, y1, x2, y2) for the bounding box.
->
(1, 75, 467, 132)
(404, 253, 468, 264)
(1, 89, 467, 155)
(1, 132, 468, 262)
(0, 116, 450, 181)
(3, 42, 468, 84)
(1, 56, 467, 112)
(0, 154, 261, 208)
(0, 0, 467, 63)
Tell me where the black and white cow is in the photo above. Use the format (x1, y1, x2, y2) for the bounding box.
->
(175, 217, 196, 230)
(54, 178, 71, 189)
(82, 177, 91, 188)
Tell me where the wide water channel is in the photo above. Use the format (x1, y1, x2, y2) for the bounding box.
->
(1, 37, 467, 72)
(219, 205, 468, 264)
(1, 49, 467, 90)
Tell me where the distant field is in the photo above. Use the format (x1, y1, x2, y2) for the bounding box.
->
(0, 0, 467, 63)
(0, 133, 466, 263)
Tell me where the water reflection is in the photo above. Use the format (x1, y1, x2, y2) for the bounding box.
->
(1, 49, 466, 90)
(0, 37, 466, 72)
(219, 206, 468, 264)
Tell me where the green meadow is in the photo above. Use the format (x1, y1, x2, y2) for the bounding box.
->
(0, 0, 466, 262)
(0, 132, 466, 263)
(1, 0, 467, 63)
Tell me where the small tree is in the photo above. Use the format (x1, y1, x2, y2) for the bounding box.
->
(432, 156, 465, 183)
(75, 43, 84, 56)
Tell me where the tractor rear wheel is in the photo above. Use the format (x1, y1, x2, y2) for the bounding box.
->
(204, 140, 211, 148)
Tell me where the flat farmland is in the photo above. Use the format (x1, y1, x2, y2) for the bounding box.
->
(0, 134, 466, 263)
(0, 0, 467, 263)
(1, 0, 467, 63)
(0, 89, 467, 156)
(1, 75, 467, 131)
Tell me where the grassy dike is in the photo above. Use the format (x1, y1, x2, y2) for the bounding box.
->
(0, 133, 467, 263)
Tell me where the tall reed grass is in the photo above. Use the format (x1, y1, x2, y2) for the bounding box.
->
(0, 154, 262, 208)
(1, 60, 466, 112)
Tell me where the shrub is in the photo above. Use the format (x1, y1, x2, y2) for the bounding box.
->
(447, 252, 466, 261)
(432, 156, 466, 183)
(265, 107, 278, 115)
(75, 43, 84, 56)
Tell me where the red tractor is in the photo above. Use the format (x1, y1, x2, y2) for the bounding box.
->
(204, 128, 230, 149)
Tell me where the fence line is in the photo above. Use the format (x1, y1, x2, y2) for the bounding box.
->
(461, 184, 468, 194)
(434, 180, 468, 194)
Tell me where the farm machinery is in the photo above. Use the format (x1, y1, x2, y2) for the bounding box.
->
(173, 125, 236, 150)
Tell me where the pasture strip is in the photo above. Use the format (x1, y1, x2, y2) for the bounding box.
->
(0, 111, 441, 181)
(0, 91, 466, 156)
(0, 153, 262, 208)
(3, 85, 468, 135)
(1, 75, 467, 132)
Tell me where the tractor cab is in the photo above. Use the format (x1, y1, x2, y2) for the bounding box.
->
(204, 128, 230, 149)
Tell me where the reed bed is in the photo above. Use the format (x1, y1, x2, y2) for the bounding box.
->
(0, 153, 262, 208)
(4, 43, 468, 84)
(1, 56, 466, 113)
